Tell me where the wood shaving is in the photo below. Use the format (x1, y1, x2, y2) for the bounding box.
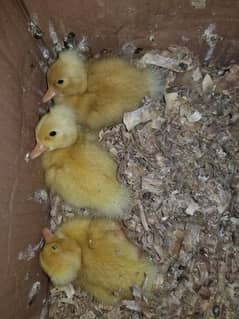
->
(138, 46, 194, 72)
(28, 281, 41, 305)
(202, 73, 214, 92)
(39, 47, 239, 319)
(123, 102, 160, 131)
(18, 240, 43, 261)
(32, 189, 49, 204)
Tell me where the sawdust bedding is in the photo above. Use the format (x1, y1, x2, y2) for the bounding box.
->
(35, 43, 239, 319)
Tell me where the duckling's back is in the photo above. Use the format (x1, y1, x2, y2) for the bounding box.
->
(89, 57, 146, 104)
(77, 218, 158, 304)
(56, 56, 164, 130)
(41, 134, 130, 217)
(41, 217, 158, 304)
(88, 56, 165, 100)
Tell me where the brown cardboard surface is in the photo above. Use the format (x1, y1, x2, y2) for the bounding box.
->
(0, 1, 239, 318)
(0, 1, 48, 319)
(25, 0, 239, 63)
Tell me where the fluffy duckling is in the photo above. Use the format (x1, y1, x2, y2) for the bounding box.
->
(42, 50, 164, 130)
(40, 217, 158, 305)
(29, 105, 130, 218)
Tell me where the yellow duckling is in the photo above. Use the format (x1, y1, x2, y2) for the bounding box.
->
(42, 50, 163, 130)
(30, 105, 130, 218)
(40, 217, 158, 305)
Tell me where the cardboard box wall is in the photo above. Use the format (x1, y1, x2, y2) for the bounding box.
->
(0, 1, 238, 318)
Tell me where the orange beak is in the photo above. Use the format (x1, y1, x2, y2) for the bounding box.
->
(42, 86, 56, 103)
(42, 228, 54, 242)
(29, 143, 49, 159)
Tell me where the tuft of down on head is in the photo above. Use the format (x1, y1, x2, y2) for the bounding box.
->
(35, 105, 78, 150)
(40, 235, 82, 286)
(47, 50, 88, 95)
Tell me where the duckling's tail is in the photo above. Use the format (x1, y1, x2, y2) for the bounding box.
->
(118, 186, 132, 216)
(142, 263, 159, 296)
(144, 66, 168, 99)
(103, 185, 132, 219)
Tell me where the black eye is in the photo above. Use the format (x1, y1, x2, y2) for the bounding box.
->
(57, 79, 64, 84)
(51, 244, 58, 251)
(49, 131, 57, 137)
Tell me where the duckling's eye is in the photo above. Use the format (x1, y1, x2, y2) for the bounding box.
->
(49, 131, 57, 137)
(51, 244, 58, 251)
(57, 79, 64, 84)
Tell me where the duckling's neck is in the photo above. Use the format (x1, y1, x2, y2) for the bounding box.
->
(76, 126, 98, 143)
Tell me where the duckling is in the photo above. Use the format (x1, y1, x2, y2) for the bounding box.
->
(40, 217, 158, 305)
(42, 50, 164, 130)
(29, 105, 130, 218)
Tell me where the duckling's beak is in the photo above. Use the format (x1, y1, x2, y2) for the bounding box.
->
(42, 86, 56, 103)
(42, 228, 54, 242)
(29, 143, 49, 159)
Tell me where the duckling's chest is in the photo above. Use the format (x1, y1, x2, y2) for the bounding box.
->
(42, 149, 72, 170)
